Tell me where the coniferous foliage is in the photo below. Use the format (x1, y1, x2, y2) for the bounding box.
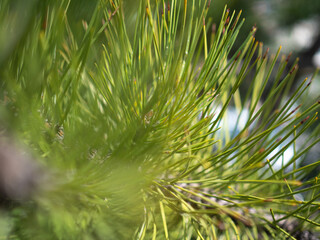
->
(0, 0, 319, 239)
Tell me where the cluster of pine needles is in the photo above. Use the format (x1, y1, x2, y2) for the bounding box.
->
(0, 0, 319, 239)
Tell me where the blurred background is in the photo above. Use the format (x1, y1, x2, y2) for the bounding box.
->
(208, 0, 320, 73)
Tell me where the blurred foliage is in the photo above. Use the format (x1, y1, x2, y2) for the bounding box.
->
(273, 0, 320, 26)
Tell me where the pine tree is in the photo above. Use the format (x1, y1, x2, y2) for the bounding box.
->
(0, 0, 319, 239)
